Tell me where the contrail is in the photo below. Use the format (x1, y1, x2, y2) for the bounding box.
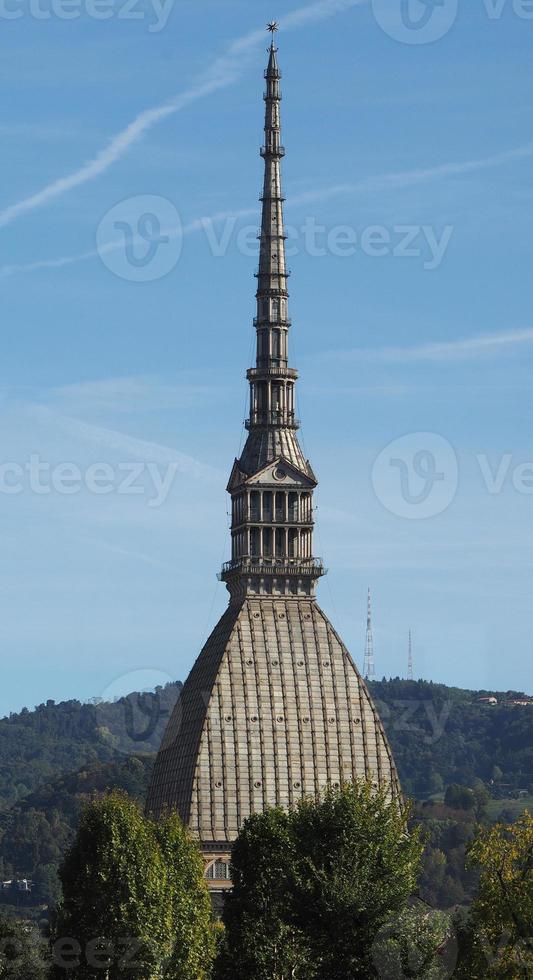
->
(0, 0, 365, 231)
(0, 208, 257, 280)
(1, 142, 531, 282)
(330, 327, 533, 363)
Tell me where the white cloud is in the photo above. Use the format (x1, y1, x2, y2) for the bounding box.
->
(335, 327, 533, 363)
(288, 143, 533, 205)
(2, 141, 532, 283)
(0, 0, 365, 231)
(30, 405, 224, 484)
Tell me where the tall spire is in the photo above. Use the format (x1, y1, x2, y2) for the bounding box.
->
(255, 22, 290, 377)
(250, 23, 295, 428)
(407, 629, 414, 681)
(363, 588, 376, 681)
(221, 27, 324, 600)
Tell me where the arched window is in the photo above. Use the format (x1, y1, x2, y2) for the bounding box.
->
(206, 860, 231, 881)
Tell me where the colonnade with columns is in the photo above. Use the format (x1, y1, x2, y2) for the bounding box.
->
(231, 487, 313, 563)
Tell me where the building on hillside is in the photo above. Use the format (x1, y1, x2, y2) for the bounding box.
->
(146, 28, 401, 903)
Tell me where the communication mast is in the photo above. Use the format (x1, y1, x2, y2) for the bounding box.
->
(363, 588, 376, 681)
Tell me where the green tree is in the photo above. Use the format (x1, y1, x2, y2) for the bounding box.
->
(53, 792, 214, 980)
(293, 783, 421, 978)
(219, 782, 421, 980)
(0, 912, 50, 979)
(444, 785, 475, 812)
(457, 811, 533, 978)
(155, 812, 215, 980)
(33, 863, 62, 906)
(216, 807, 312, 980)
(372, 902, 456, 979)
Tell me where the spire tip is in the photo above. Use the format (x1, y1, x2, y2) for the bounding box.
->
(267, 20, 279, 46)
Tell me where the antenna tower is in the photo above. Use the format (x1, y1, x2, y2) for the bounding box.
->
(408, 629, 414, 681)
(363, 588, 376, 681)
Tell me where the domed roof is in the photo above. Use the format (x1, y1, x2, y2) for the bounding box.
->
(146, 597, 400, 845)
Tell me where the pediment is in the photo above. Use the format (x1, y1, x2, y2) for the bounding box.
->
(245, 457, 316, 489)
(227, 459, 247, 492)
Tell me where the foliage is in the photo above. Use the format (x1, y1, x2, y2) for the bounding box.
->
(53, 792, 172, 978)
(456, 812, 533, 978)
(0, 911, 50, 979)
(53, 793, 214, 980)
(414, 801, 482, 909)
(0, 755, 154, 906)
(216, 807, 311, 980)
(371, 901, 457, 979)
(219, 782, 422, 980)
(369, 679, 533, 799)
(155, 812, 215, 980)
(0, 683, 181, 811)
(0, 677, 531, 917)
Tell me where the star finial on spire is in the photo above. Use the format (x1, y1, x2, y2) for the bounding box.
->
(267, 21, 279, 35)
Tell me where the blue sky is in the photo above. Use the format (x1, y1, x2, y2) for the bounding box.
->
(1, 0, 532, 717)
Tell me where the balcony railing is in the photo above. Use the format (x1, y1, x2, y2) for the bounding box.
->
(245, 411, 299, 430)
(247, 366, 298, 381)
(233, 512, 314, 527)
(260, 144, 285, 157)
(253, 317, 292, 328)
(219, 557, 326, 580)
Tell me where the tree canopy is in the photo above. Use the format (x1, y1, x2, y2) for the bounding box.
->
(220, 782, 422, 980)
(53, 792, 214, 980)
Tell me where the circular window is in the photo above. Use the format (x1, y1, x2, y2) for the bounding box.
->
(251, 716, 258, 723)
(273, 467, 287, 481)
(303, 716, 310, 724)
(328, 717, 335, 725)
(254, 780, 262, 788)
(354, 718, 361, 725)
(304, 613, 311, 620)
(253, 613, 260, 620)
(277, 715, 284, 723)
(322, 660, 330, 668)
(215, 780, 222, 789)
(246, 659, 253, 666)
(225, 715, 232, 723)
(294, 781, 301, 789)
(278, 613, 286, 620)
(271, 659, 279, 667)
(297, 660, 304, 667)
